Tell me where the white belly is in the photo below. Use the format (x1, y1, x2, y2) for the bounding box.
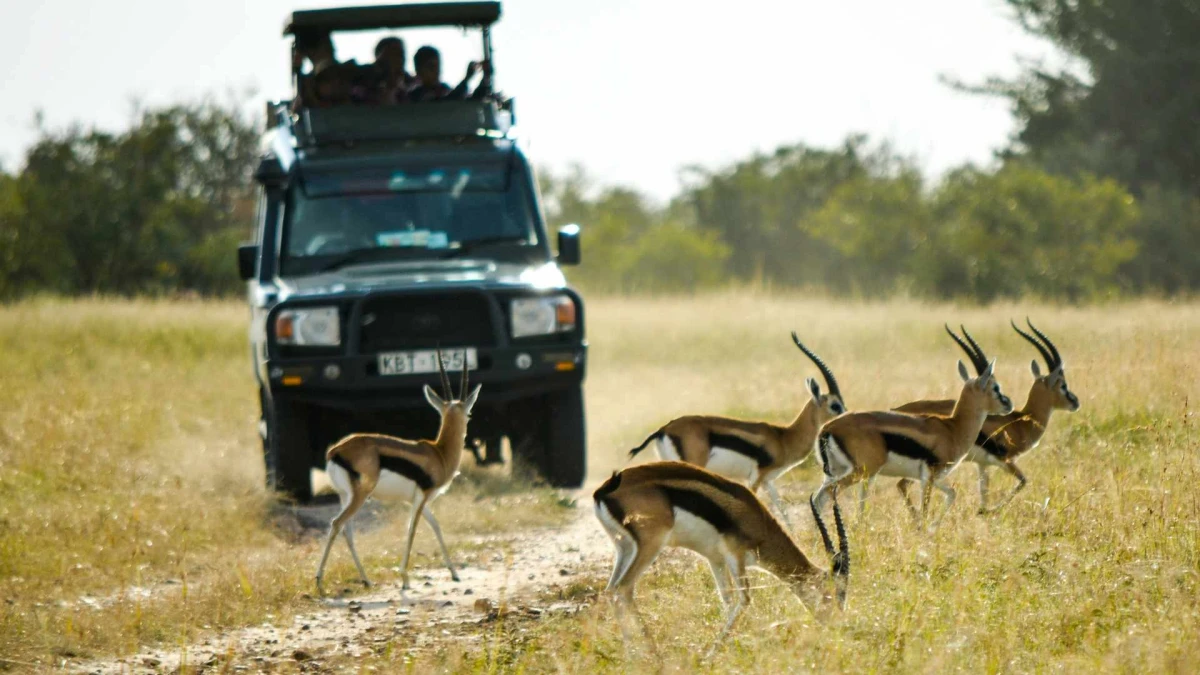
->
(878, 453, 928, 480)
(706, 447, 759, 484)
(668, 508, 729, 561)
(966, 445, 1006, 467)
(371, 468, 423, 502)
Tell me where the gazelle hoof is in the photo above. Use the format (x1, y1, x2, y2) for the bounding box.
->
(361, 580, 372, 588)
(451, 573, 461, 582)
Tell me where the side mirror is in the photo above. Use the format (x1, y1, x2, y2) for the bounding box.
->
(253, 155, 288, 189)
(238, 243, 258, 281)
(556, 224, 581, 266)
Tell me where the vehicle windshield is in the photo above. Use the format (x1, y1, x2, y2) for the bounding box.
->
(280, 156, 540, 276)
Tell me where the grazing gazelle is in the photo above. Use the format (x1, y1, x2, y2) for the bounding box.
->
(893, 319, 1080, 513)
(594, 461, 849, 654)
(315, 348, 481, 594)
(810, 325, 1014, 532)
(627, 332, 847, 528)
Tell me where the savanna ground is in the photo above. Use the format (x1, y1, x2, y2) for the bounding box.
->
(1, 292, 1197, 672)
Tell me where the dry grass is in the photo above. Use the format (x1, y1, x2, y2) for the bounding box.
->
(1, 292, 1197, 672)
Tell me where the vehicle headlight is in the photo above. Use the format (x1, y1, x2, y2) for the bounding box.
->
(510, 295, 576, 338)
(275, 306, 341, 346)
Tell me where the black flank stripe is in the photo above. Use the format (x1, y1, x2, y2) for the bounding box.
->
(881, 432, 940, 466)
(378, 454, 435, 491)
(663, 487, 735, 534)
(709, 431, 773, 468)
(976, 432, 1008, 458)
(331, 454, 360, 480)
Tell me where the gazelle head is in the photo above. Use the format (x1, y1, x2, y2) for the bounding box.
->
(791, 332, 846, 422)
(1013, 318, 1080, 413)
(947, 324, 1014, 416)
(422, 348, 483, 423)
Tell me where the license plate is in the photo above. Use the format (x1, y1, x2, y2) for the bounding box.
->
(377, 348, 478, 376)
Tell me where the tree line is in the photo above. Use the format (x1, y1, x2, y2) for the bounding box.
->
(1, 0, 1196, 301)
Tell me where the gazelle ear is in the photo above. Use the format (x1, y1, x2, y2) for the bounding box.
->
(423, 384, 445, 411)
(463, 383, 482, 413)
(806, 377, 821, 402)
(1030, 359, 1042, 377)
(957, 360, 970, 382)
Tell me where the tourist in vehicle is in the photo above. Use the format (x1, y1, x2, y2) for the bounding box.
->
(374, 36, 413, 104)
(407, 45, 493, 102)
(293, 31, 351, 107)
(293, 31, 381, 108)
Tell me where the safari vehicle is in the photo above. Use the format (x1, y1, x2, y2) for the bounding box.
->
(238, 2, 587, 503)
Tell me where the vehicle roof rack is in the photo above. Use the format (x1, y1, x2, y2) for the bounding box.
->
(283, 2, 501, 35)
(269, 100, 514, 149)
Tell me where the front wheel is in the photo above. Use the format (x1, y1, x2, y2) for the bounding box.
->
(263, 395, 315, 503)
(542, 386, 587, 488)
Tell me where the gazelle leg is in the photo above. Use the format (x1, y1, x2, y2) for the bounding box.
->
(985, 461, 1028, 513)
(316, 489, 366, 595)
(341, 521, 370, 586)
(764, 480, 794, 531)
(859, 475, 875, 517)
(976, 464, 992, 514)
(422, 505, 459, 582)
(928, 473, 956, 531)
(706, 557, 734, 610)
(919, 474, 935, 526)
(896, 479, 921, 522)
(612, 529, 667, 660)
(706, 552, 750, 659)
(397, 493, 429, 591)
(605, 534, 638, 594)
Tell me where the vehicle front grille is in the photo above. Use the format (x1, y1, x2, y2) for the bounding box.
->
(357, 293, 496, 354)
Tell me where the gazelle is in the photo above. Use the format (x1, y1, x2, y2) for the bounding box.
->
(810, 325, 1014, 532)
(594, 461, 848, 655)
(315, 348, 481, 594)
(893, 319, 1080, 513)
(627, 332, 846, 528)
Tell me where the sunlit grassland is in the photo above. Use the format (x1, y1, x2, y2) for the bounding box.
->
(0, 292, 1196, 671)
(366, 291, 1199, 673)
(0, 297, 571, 668)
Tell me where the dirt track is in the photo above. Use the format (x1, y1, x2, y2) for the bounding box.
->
(70, 502, 612, 674)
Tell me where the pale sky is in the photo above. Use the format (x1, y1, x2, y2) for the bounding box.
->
(1, 0, 1058, 202)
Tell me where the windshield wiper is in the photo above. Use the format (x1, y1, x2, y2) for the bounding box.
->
(317, 247, 414, 273)
(440, 236, 531, 259)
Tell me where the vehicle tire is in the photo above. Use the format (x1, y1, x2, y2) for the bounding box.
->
(542, 386, 587, 488)
(264, 395, 314, 503)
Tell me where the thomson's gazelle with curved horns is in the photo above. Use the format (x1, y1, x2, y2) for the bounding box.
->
(315, 348, 481, 594)
(893, 319, 1080, 513)
(627, 332, 847, 528)
(594, 461, 849, 654)
(810, 325, 1014, 532)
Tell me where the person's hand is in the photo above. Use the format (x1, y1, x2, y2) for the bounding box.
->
(480, 60, 493, 77)
(465, 61, 481, 78)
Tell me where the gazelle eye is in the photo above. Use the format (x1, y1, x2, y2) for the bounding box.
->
(830, 402, 844, 414)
